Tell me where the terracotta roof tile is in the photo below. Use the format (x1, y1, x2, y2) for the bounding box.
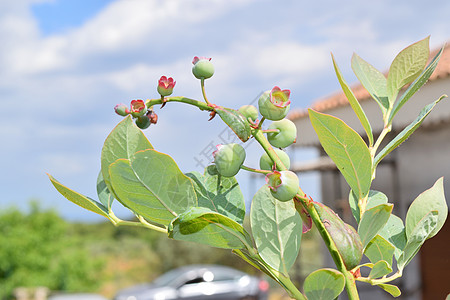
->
(289, 43, 450, 120)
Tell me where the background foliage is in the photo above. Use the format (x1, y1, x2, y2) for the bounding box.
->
(0, 202, 322, 299)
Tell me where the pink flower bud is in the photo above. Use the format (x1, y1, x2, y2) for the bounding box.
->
(114, 103, 130, 116)
(130, 99, 146, 117)
(157, 76, 176, 96)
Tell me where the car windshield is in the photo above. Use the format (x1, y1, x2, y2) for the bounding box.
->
(151, 266, 245, 287)
(151, 268, 187, 287)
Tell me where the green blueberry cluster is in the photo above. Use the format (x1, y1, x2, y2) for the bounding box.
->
(114, 100, 158, 130)
(244, 86, 300, 202)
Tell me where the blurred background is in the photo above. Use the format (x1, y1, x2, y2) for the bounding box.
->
(1, 0, 450, 299)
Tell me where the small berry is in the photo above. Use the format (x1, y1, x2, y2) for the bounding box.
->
(267, 119, 297, 148)
(135, 115, 150, 129)
(258, 87, 291, 121)
(213, 143, 246, 177)
(259, 149, 291, 171)
(238, 105, 259, 122)
(266, 170, 299, 201)
(192, 56, 214, 79)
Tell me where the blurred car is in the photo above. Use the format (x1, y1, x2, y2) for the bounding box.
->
(48, 293, 108, 300)
(113, 264, 269, 300)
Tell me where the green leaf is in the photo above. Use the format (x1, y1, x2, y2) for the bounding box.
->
(387, 36, 430, 105)
(233, 249, 296, 294)
(376, 283, 401, 297)
(364, 235, 395, 266)
(332, 53, 374, 145)
(405, 177, 447, 239)
(398, 210, 439, 270)
(389, 46, 445, 123)
(351, 53, 389, 112)
(358, 203, 393, 249)
(303, 268, 345, 300)
(215, 106, 251, 142)
(186, 165, 245, 224)
(374, 95, 447, 167)
(96, 171, 114, 210)
(349, 190, 388, 224)
(314, 202, 363, 270)
(250, 185, 302, 275)
(101, 115, 153, 192)
(378, 214, 407, 261)
(309, 109, 372, 200)
(48, 174, 109, 219)
(109, 149, 197, 226)
(168, 207, 252, 249)
(368, 260, 392, 279)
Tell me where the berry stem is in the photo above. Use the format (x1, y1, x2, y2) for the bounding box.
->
(145, 96, 213, 111)
(262, 129, 280, 133)
(259, 116, 266, 128)
(201, 78, 212, 105)
(252, 128, 307, 195)
(356, 270, 402, 285)
(240, 165, 271, 174)
(108, 211, 168, 233)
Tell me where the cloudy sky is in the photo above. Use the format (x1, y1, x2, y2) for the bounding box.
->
(1, 0, 449, 222)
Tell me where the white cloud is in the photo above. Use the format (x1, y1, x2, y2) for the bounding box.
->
(252, 42, 330, 81)
(40, 153, 91, 176)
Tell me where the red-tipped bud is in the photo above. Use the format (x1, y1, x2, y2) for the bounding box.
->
(130, 100, 147, 117)
(114, 103, 130, 116)
(157, 76, 176, 97)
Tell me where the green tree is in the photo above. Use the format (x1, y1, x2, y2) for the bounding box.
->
(0, 203, 103, 299)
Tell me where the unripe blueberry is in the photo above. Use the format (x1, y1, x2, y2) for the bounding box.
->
(267, 119, 297, 148)
(114, 103, 130, 116)
(213, 143, 246, 177)
(266, 170, 299, 201)
(192, 56, 214, 79)
(258, 86, 291, 121)
(238, 105, 259, 122)
(130, 100, 147, 117)
(135, 115, 150, 129)
(259, 149, 291, 171)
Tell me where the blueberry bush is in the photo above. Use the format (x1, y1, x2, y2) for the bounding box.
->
(49, 37, 448, 299)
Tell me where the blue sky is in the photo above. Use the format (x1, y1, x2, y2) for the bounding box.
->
(1, 0, 449, 222)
